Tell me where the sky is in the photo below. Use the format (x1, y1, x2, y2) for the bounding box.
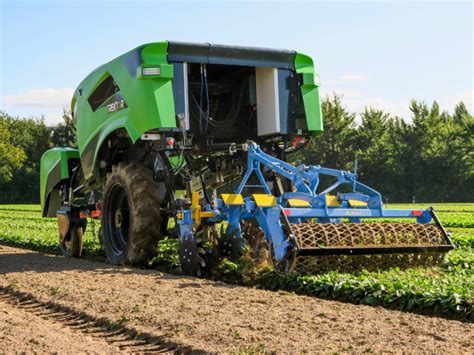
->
(0, 0, 472, 125)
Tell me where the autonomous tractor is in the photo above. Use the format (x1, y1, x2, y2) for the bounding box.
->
(40, 41, 453, 275)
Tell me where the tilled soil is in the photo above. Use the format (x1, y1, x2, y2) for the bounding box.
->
(0, 297, 119, 353)
(0, 245, 472, 353)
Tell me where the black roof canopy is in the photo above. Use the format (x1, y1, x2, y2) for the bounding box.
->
(167, 41, 296, 69)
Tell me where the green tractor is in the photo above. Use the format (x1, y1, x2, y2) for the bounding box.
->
(41, 41, 452, 274)
(41, 41, 322, 265)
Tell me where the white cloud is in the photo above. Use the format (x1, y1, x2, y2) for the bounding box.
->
(3, 88, 74, 107)
(344, 96, 411, 120)
(322, 74, 369, 88)
(333, 90, 362, 99)
(339, 74, 369, 82)
(447, 90, 474, 112)
(43, 112, 65, 125)
(321, 89, 412, 119)
(320, 78, 340, 87)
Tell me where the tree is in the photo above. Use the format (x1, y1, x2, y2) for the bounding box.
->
(0, 112, 53, 203)
(302, 94, 357, 170)
(373, 100, 473, 202)
(51, 108, 77, 148)
(354, 108, 394, 198)
(0, 117, 26, 184)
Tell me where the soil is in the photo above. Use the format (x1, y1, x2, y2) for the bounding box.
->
(0, 245, 472, 353)
(0, 298, 119, 353)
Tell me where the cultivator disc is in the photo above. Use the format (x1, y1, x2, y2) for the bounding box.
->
(290, 222, 453, 273)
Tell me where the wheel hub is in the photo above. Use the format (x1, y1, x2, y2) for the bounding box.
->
(115, 209, 123, 228)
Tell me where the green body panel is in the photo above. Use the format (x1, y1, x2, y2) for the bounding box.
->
(72, 41, 324, 181)
(40, 147, 79, 215)
(294, 52, 323, 132)
(74, 41, 176, 180)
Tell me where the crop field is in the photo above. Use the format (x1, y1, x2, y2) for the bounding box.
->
(0, 203, 472, 320)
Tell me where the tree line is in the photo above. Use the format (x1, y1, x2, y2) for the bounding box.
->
(0, 95, 472, 203)
(299, 95, 473, 202)
(0, 110, 76, 203)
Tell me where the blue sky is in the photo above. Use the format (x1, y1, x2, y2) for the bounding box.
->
(1, 0, 472, 124)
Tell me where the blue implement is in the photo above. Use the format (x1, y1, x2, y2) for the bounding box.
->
(177, 142, 454, 273)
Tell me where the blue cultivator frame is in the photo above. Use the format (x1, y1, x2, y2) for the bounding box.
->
(177, 142, 454, 264)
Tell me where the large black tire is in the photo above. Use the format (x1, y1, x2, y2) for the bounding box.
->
(100, 162, 162, 265)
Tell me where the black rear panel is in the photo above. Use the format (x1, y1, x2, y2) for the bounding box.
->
(167, 41, 296, 69)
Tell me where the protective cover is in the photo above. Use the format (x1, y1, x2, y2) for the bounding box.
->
(40, 147, 79, 217)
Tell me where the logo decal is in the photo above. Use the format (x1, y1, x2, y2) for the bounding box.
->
(344, 210, 364, 216)
(107, 99, 126, 113)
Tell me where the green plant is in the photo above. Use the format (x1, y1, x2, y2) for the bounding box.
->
(152, 237, 179, 268)
(1, 204, 472, 319)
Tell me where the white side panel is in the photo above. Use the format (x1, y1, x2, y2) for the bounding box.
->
(255, 67, 280, 136)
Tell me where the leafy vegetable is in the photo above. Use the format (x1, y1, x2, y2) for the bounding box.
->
(0, 204, 472, 319)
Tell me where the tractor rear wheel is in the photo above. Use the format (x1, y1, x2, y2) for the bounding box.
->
(101, 162, 163, 265)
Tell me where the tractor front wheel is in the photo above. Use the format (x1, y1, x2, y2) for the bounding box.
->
(101, 162, 163, 265)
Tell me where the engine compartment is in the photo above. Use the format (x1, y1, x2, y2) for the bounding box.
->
(187, 63, 258, 145)
(172, 61, 309, 152)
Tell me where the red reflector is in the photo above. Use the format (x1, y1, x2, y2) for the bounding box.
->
(412, 210, 423, 217)
(79, 212, 86, 219)
(166, 137, 175, 148)
(283, 209, 291, 216)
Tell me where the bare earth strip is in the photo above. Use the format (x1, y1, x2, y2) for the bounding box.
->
(0, 245, 472, 353)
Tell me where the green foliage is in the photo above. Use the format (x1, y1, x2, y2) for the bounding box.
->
(50, 108, 77, 148)
(0, 205, 472, 319)
(212, 257, 267, 285)
(0, 118, 26, 183)
(0, 111, 77, 203)
(444, 247, 474, 271)
(213, 230, 473, 319)
(302, 94, 357, 170)
(0, 204, 41, 212)
(256, 267, 472, 318)
(0, 210, 101, 256)
(388, 101, 474, 202)
(0, 112, 53, 203)
(298, 97, 473, 202)
(152, 237, 179, 268)
(354, 108, 395, 196)
(450, 231, 474, 248)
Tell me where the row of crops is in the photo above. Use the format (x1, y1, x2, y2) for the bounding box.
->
(0, 204, 472, 319)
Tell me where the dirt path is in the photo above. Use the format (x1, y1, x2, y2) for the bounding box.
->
(0, 245, 472, 353)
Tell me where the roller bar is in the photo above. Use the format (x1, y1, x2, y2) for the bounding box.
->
(297, 244, 454, 257)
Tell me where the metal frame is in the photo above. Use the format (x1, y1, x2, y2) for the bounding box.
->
(177, 142, 454, 263)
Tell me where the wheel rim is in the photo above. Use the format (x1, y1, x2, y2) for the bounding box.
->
(105, 183, 130, 256)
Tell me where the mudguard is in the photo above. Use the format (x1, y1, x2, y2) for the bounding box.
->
(40, 147, 80, 217)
